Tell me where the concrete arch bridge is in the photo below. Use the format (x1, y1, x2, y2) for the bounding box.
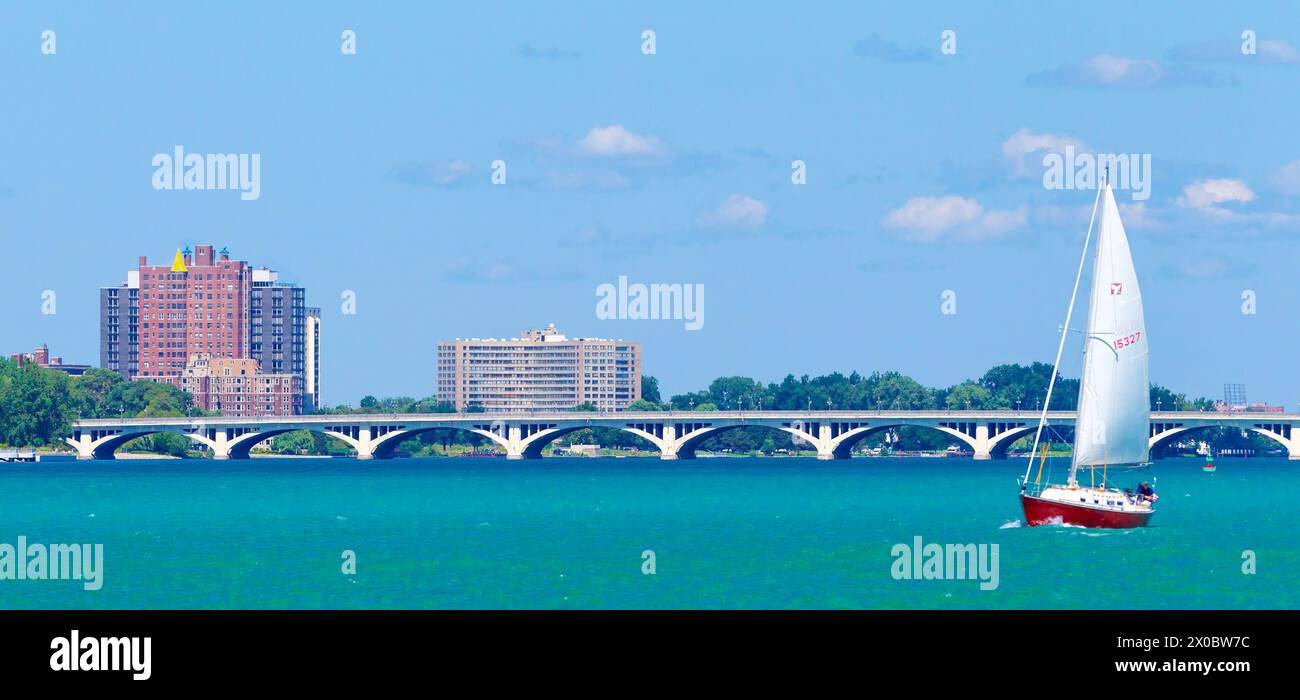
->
(65, 411, 1300, 461)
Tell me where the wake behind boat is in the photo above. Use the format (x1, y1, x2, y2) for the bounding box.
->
(1018, 175, 1157, 529)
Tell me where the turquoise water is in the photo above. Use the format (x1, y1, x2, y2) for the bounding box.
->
(0, 456, 1294, 609)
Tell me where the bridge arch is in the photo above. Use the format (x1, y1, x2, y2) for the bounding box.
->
(513, 425, 662, 459)
(828, 424, 980, 459)
(674, 423, 818, 460)
(987, 425, 1044, 459)
(519, 426, 593, 459)
(368, 425, 511, 459)
(68, 428, 218, 460)
(1149, 423, 1295, 459)
(225, 427, 363, 459)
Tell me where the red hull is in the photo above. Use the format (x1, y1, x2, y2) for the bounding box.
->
(1020, 494, 1154, 529)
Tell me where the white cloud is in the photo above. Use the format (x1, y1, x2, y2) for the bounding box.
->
(1167, 38, 1300, 65)
(1177, 178, 1256, 209)
(883, 196, 1026, 242)
(445, 258, 514, 283)
(696, 194, 768, 229)
(1174, 177, 1300, 230)
(1259, 39, 1300, 64)
(577, 125, 664, 157)
(1028, 53, 1220, 88)
(1083, 55, 1163, 85)
(1002, 128, 1087, 178)
(1269, 160, 1300, 195)
(431, 160, 473, 183)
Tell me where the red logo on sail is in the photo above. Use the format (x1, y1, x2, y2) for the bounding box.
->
(1110, 282, 1123, 295)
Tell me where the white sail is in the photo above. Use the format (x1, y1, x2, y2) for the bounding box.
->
(1072, 184, 1150, 470)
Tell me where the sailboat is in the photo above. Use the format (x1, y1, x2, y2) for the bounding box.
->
(1019, 175, 1156, 528)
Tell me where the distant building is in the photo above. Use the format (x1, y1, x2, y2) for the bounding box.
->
(100, 271, 139, 377)
(164, 354, 302, 417)
(99, 245, 317, 412)
(436, 324, 642, 412)
(249, 268, 318, 411)
(8, 344, 91, 376)
(137, 245, 252, 378)
(306, 307, 321, 412)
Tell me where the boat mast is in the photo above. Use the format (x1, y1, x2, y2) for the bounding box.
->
(1022, 176, 1105, 485)
(1069, 172, 1111, 486)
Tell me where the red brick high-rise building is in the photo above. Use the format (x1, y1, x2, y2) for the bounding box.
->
(100, 244, 319, 415)
(136, 245, 251, 378)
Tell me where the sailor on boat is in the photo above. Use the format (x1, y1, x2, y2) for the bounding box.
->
(1136, 482, 1157, 503)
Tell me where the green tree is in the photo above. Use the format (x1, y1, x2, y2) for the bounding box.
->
(0, 359, 75, 447)
(668, 390, 711, 410)
(706, 376, 768, 410)
(1150, 384, 1196, 411)
(944, 381, 993, 410)
(640, 375, 662, 404)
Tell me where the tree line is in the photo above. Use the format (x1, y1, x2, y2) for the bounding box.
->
(0, 358, 1269, 456)
(0, 360, 204, 454)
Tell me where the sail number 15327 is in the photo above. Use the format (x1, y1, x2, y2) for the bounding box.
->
(1115, 331, 1142, 350)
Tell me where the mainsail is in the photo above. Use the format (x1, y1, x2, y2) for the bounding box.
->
(1072, 184, 1150, 471)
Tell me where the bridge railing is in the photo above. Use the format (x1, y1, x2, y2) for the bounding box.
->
(69, 409, 1300, 429)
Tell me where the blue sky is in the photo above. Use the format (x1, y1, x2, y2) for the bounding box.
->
(2, 2, 1299, 407)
